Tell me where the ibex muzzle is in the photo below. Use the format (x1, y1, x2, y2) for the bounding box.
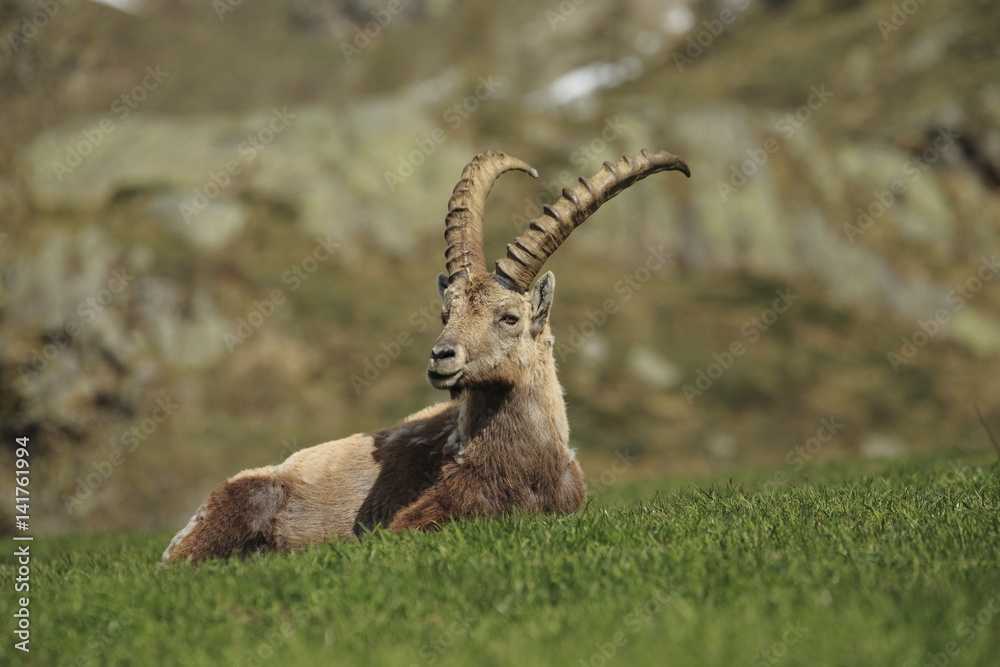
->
(427, 333, 467, 388)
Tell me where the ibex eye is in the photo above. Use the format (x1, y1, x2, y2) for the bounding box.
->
(441, 312, 450, 325)
(501, 315, 519, 325)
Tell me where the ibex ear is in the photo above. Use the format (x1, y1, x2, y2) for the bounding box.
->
(529, 271, 555, 337)
(436, 273, 449, 302)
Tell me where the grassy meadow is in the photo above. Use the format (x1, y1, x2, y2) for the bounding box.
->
(3, 453, 999, 666)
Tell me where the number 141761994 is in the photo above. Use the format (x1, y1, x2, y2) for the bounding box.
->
(15, 437, 30, 529)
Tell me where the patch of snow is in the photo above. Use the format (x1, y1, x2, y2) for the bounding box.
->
(662, 5, 695, 35)
(525, 57, 643, 112)
(88, 0, 146, 14)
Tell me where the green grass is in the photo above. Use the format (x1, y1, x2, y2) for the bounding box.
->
(4, 456, 999, 666)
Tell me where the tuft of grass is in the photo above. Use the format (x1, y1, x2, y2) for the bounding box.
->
(3, 456, 998, 666)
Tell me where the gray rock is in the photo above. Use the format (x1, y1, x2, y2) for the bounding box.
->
(16, 101, 480, 259)
(147, 193, 247, 252)
(628, 347, 682, 390)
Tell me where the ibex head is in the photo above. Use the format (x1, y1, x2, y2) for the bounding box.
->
(426, 149, 690, 392)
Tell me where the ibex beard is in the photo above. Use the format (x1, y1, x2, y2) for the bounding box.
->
(162, 149, 689, 564)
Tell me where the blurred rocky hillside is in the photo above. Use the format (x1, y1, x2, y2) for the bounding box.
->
(1, 0, 998, 533)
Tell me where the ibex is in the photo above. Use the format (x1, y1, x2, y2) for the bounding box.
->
(162, 149, 689, 564)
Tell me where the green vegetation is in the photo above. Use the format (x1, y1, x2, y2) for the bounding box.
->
(5, 454, 998, 666)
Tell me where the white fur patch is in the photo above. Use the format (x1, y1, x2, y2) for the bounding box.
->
(160, 510, 204, 564)
(443, 429, 465, 459)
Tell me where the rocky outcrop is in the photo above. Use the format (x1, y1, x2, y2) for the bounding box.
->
(17, 101, 482, 258)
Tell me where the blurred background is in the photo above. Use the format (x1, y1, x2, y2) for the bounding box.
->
(1, 0, 998, 534)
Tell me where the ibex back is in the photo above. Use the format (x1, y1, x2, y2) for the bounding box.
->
(162, 149, 690, 564)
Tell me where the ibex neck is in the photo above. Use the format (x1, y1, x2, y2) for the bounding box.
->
(457, 353, 568, 459)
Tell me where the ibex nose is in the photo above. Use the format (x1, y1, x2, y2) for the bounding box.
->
(430, 334, 463, 362)
(430, 345, 456, 361)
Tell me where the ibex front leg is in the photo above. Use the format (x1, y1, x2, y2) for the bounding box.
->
(389, 487, 455, 532)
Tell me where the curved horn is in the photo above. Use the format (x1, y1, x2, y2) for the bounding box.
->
(492, 149, 690, 293)
(445, 151, 538, 284)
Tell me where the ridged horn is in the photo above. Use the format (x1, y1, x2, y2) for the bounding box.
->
(493, 149, 690, 293)
(445, 151, 538, 284)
